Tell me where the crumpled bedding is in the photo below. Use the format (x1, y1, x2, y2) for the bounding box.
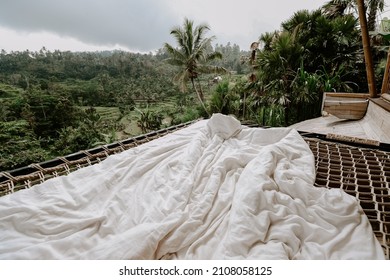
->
(0, 113, 385, 259)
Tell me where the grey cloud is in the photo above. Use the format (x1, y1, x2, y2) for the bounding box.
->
(0, 0, 179, 51)
(0, 0, 331, 52)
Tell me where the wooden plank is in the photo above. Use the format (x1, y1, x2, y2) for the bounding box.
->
(323, 98, 368, 119)
(370, 97, 390, 112)
(325, 99, 368, 104)
(324, 92, 370, 98)
(360, 101, 390, 143)
(324, 106, 367, 112)
(325, 102, 365, 108)
(321, 93, 369, 120)
(382, 93, 390, 102)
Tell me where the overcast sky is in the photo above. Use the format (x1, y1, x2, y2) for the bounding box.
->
(0, 0, 389, 53)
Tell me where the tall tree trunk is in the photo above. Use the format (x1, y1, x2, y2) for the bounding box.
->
(262, 107, 265, 126)
(284, 105, 289, 126)
(367, 0, 379, 31)
(196, 78, 205, 101)
(243, 92, 247, 120)
(357, 0, 377, 97)
(191, 79, 210, 117)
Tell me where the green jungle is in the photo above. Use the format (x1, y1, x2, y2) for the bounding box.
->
(1, 2, 389, 171)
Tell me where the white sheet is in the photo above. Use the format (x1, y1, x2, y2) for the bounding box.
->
(0, 114, 385, 259)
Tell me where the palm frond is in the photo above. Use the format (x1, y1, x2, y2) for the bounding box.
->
(163, 43, 186, 66)
(170, 28, 186, 53)
(184, 18, 194, 57)
(205, 51, 223, 62)
(194, 23, 211, 50)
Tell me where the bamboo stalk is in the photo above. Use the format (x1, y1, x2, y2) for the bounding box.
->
(357, 0, 377, 98)
(381, 48, 390, 94)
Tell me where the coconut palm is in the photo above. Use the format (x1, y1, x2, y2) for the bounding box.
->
(322, 0, 385, 30)
(164, 18, 225, 116)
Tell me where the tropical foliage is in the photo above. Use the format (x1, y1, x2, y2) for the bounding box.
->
(238, 2, 388, 126)
(0, 43, 246, 171)
(323, 0, 385, 31)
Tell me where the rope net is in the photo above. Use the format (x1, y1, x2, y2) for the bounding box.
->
(307, 138, 390, 258)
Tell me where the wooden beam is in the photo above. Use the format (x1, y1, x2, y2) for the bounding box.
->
(357, 0, 377, 98)
(381, 48, 390, 94)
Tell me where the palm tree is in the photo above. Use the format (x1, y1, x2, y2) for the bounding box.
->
(322, 0, 356, 18)
(282, 9, 360, 77)
(256, 31, 304, 125)
(367, 0, 385, 31)
(252, 9, 361, 125)
(322, 0, 385, 31)
(164, 18, 225, 116)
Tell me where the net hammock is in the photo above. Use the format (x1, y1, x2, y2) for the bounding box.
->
(0, 120, 389, 259)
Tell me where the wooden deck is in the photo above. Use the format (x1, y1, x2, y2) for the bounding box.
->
(291, 96, 390, 144)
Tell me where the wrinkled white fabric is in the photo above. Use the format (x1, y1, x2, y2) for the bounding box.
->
(0, 114, 385, 259)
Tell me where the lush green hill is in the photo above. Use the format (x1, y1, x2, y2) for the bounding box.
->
(0, 47, 246, 171)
